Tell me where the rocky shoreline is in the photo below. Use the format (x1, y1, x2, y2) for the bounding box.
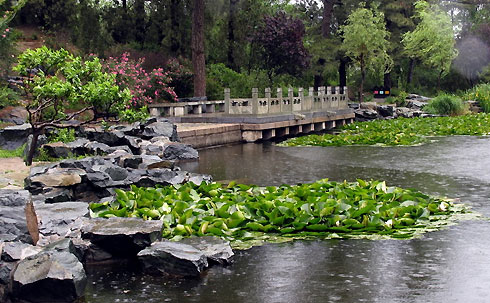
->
(0, 118, 234, 303)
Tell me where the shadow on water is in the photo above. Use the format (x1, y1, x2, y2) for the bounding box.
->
(85, 136, 490, 303)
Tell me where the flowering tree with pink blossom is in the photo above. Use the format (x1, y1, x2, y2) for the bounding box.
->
(100, 52, 178, 108)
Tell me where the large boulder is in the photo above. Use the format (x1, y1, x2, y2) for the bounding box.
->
(11, 250, 87, 303)
(0, 189, 32, 243)
(138, 241, 208, 277)
(35, 202, 88, 239)
(27, 167, 85, 188)
(163, 143, 199, 161)
(78, 128, 126, 146)
(81, 217, 162, 257)
(0, 123, 31, 150)
(142, 121, 179, 141)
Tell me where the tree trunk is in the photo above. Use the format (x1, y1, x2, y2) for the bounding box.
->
(170, 0, 180, 54)
(407, 58, 415, 87)
(134, 0, 146, 44)
(384, 72, 392, 90)
(437, 69, 443, 91)
(192, 0, 206, 97)
(322, 0, 334, 38)
(25, 128, 40, 166)
(227, 0, 239, 70)
(339, 56, 348, 87)
(360, 55, 365, 103)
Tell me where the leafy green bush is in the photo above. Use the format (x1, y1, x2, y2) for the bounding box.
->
(281, 113, 490, 147)
(120, 106, 149, 123)
(464, 83, 490, 113)
(424, 94, 465, 116)
(0, 86, 20, 108)
(89, 179, 467, 248)
(48, 128, 76, 143)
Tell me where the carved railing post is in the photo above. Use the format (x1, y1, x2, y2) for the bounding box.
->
(224, 88, 231, 114)
(252, 87, 259, 114)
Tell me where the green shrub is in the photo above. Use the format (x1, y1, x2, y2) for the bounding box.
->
(48, 128, 76, 143)
(120, 106, 149, 123)
(424, 94, 465, 116)
(395, 91, 409, 107)
(464, 83, 490, 113)
(0, 86, 20, 109)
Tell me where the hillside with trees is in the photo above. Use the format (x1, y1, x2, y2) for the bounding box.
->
(1, 0, 489, 102)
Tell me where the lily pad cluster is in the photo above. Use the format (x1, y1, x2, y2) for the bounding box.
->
(89, 179, 469, 248)
(281, 113, 490, 147)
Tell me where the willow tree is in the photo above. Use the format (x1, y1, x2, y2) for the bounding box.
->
(340, 3, 392, 103)
(402, 0, 458, 90)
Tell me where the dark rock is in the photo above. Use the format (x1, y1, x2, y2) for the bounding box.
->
(44, 187, 73, 203)
(0, 261, 14, 285)
(41, 142, 71, 158)
(0, 261, 13, 302)
(406, 100, 428, 110)
(354, 109, 379, 121)
(1, 241, 41, 262)
(396, 107, 414, 118)
(103, 165, 129, 181)
(85, 141, 111, 155)
(142, 121, 179, 141)
(163, 143, 199, 161)
(35, 202, 88, 238)
(142, 143, 164, 156)
(81, 217, 162, 257)
(120, 155, 144, 169)
(11, 250, 87, 303)
(0, 189, 32, 243)
(43, 238, 85, 262)
(105, 145, 133, 155)
(180, 236, 234, 265)
(79, 128, 126, 146)
(0, 123, 31, 150)
(137, 241, 208, 277)
(0, 189, 30, 207)
(377, 105, 395, 117)
(83, 242, 113, 262)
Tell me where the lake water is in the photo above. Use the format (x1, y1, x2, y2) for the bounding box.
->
(84, 136, 490, 303)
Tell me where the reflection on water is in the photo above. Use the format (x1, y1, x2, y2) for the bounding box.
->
(85, 136, 490, 303)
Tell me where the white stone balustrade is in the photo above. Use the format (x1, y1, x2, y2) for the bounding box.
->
(225, 86, 348, 115)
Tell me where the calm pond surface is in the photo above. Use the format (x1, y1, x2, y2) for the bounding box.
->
(85, 136, 490, 303)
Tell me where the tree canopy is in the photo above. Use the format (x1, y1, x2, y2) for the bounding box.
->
(340, 3, 393, 102)
(402, 0, 458, 90)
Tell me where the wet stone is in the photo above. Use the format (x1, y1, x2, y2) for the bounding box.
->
(11, 250, 87, 303)
(137, 241, 208, 277)
(180, 236, 234, 265)
(1, 241, 41, 262)
(81, 217, 162, 257)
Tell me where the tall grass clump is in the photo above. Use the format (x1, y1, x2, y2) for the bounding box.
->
(464, 83, 490, 113)
(424, 94, 465, 116)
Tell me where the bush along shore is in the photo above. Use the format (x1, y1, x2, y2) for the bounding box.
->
(89, 179, 474, 249)
(280, 113, 490, 147)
